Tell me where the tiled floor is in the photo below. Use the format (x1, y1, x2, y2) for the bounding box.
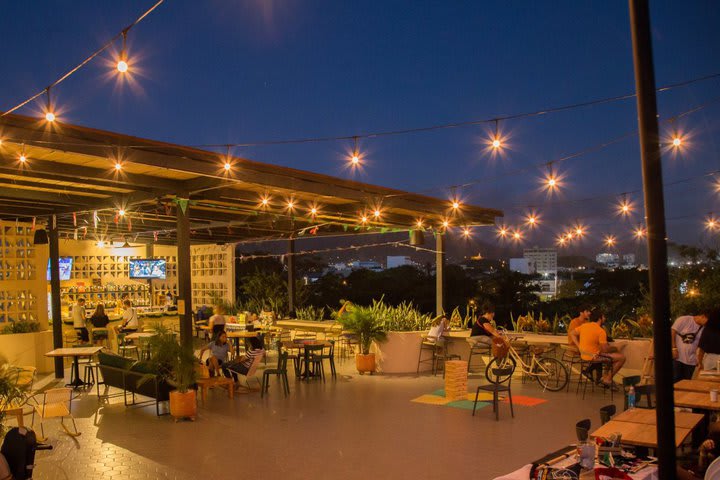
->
(20, 356, 620, 480)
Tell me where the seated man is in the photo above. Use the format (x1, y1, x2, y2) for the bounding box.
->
(569, 308, 625, 389)
(467, 302, 502, 347)
(226, 336, 265, 383)
(567, 305, 591, 346)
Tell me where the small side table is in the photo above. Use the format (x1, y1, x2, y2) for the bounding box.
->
(196, 377, 235, 404)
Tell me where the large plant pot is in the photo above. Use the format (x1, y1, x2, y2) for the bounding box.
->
(356, 353, 376, 374)
(169, 390, 197, 421)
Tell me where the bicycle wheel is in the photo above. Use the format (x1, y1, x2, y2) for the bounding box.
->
(485, 356, 516, 384)
(534, 357, 569, 392)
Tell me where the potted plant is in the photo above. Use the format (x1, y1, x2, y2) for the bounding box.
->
(337, 307, 387, 374)
(144, 326, 198, 421)
(0, 356, 27, 435)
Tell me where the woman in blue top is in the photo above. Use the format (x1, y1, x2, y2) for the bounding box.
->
(199, 330, 231, 377)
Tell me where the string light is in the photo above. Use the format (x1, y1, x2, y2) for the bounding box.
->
(360, 215, 368, 224)
(223, 161, 231, 171)
(349, 136, 362, 167)
(525, 211, 540, 228)
(416, 219, 424, 229)
(44, 88, 56, 123)
(497, 226, 509, 238)
(462, 227, 471, 237)
(117, 31, 129, 73)
(19, 144, 27, 164)
(542, 164, 562, 194)
(706, 215, 719, 231)
(309, 206, 319, 218)
(118, 209, 126, 217)
(574, 224, 586, 238)
(489, 119, 503, 150)
(286, 200, 295, 211)
(442, 220, 450, 229)
(451, 200, 461, 211)
(672, 136, 682, 148)
(634, 227, 646, 239)
(114, 162, 122, 171)
(618, 198, 633, 216)
(604, 235, 616, 247)
(512, 230, 522, 241)
(557, 235, 568, 247)
(259, 195, 270, 208)
(373, 209, 382, 219)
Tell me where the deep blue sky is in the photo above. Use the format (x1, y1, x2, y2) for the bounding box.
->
(2, 1, 719, 257)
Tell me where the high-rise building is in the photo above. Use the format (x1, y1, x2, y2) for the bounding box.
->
(523, 247, 558, 298)
(596, 252, 620, 268)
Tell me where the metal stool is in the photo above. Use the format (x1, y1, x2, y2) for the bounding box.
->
(467, 339, 491, 374)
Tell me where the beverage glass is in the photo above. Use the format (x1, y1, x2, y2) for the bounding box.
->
(578, 441, 596, 469)
(711, 389, 718, 402)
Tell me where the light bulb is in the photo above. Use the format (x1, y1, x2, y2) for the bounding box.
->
(118, 209, 126, 217)
(117, 60, 129, 73)
(452, 201, 460, 210)
(373, 209, 381, 218)
(605, 236, 616, 247)
(97, 241, 106, 248)
(672, 137, 682, 147)
(287, 201, 295, 210)
(442, 220, 450, 228)
(462, 228, 471, 237)
(45, 111, 56, 122)
(351, 154, 360, 165)
(19, 154, 27, 163)
(361, 216, 368, 224)
(114, 162, 122, 171)
(310, 207, 318, 216)
(513, 231, 522, 240)
(416, 219, 423, 228)
(260, 197, 269, 207)
(492, 138, 501, 149)
(548, 178, 556, 187)
(498, 227, 508, 238)
(224, 162, 231, 171)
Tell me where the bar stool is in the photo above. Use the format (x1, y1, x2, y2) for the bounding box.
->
(560, 345, 583, 392)
(577, 356, 614, 400)
(117, 333, 139, 360)
(466, 339, 491, 374)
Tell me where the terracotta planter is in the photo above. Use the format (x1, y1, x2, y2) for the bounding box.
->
(356, 353, 376, 374)
(169, 390, 197, 421)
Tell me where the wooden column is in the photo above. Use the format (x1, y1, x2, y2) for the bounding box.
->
(48, 215, 63, 378)
(436, 232, 445, 316)
(176, 200, 193, 350)
(287, 238, 296, 314)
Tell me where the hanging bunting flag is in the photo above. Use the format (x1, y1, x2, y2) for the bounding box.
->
(164, 203, 171, 216)
(343, 225, 349, 231)
(114, 213, 119, 224)
(127, 217, 132, 231)
(280, 255, 285, 263)
(72, 212, 77, 227)
(52, 215, 57, 229)
(82, 226, 88, 239)
(73, 229, 78, 240)
(174, 197, 190, 214)
(31, 217, 36, 230)
(153, 231, 158, 242)
(310, 227, 319, 235)
(380, 227, 388, 233)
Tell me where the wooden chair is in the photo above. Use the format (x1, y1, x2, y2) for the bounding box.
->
(29, 387, 80, 440)
(473, 365, 515, 421)
(12, 366, 36, 400)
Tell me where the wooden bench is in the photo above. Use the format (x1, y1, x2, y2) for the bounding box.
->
(196, 376, 235, 404)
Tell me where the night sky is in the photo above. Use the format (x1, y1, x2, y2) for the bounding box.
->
(2, 1, 718, 257)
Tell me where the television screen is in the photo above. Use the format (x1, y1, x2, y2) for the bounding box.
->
(129, 259, 166, 279)
(46, 257, 72, 281)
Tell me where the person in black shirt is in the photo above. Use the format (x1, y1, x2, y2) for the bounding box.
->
(698, 309, 720, 371)
(468, 302, 501, 347)
(89, 304, 110, 344)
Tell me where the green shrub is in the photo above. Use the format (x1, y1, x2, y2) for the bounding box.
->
(1, 321, 41, 335)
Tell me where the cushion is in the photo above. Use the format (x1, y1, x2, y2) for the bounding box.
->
(98, 351, 134, 370)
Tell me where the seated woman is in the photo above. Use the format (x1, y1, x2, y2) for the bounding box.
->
(468, 302, 501, 347)
(208, 305, 227, 339)
(89, 304, 110, 344)
(226, 336, 265, 382)
(678, 423, 720, 479)
(199, 331, 231, 378)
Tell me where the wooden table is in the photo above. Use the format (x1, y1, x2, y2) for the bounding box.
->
(45, 347, 103, 389)
(675, 390, 720, 410)
(612, 408, 705, 429)
(591, 419, 691, 448)
(675, 379, 720, 393)
(196, 376, 234, 404)
(125, 332, 156, 340)
(275, 320, 336, 333)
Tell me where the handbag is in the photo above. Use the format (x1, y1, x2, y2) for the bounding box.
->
(492, 337, 509, 359)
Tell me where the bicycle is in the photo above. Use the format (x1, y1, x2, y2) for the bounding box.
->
(484, 329, 569, 392)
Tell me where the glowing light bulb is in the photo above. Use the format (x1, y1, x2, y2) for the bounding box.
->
(45, 111, 56, 122)
(566, 233, 573, 240)
(557, 236, 567, 246)
(287, 201, 295, 210)
(260, 197, 269, 207)
(575, 228, 583, 236)
(19, 154, 27, 163)
(118, 209, 126, 217)
(361, 216, 368, 224)
(310, 207, 318, 216)
(492, 138, 501, 149)
(604, 235, 616, 247)
(97, 241, 106, 248)
(351, 154, 360, 165)
(548, 178, 557, 187)
(442, 220, 450, 229)
(452, 201, 460, 210)
(672, 137, 682, 147)
(224, 162, 231, 171)
(634, 227, 646, 239)
(114, 162, 122, 171)
(706, 217, 718, 230)
(117, 59, 128, 73)
(462, 228, 471, 237)
(416, 219, 424, 228)
(513, 231, 522, 240)
(373, 209, 381, 218)
(498, 227, 508, 238)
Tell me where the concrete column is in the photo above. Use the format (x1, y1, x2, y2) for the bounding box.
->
(436, 232, 445, 316)
(287, 238, 296, 314)
(176, 201, 193, 350)
(48, 215, 63, 378)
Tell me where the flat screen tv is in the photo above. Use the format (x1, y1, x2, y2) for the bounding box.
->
(46, 257, 73, 281)
(129, 259, 166, 279)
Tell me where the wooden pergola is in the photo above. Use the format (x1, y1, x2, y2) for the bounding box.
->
(0, 112, 502, 374)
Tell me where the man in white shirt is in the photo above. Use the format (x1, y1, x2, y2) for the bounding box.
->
(672, 312, 708, 381)
(117, 299, 139, 333)
(71, 298, 88, 342)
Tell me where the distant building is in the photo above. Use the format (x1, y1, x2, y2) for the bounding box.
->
(349, 260, 383, 272)
(387, 256, 412, 269)
(623, 254, 636, 268)
(524, 247, 558, 299)
(596, 252, 620, 269)
(509, 258, 533, 274)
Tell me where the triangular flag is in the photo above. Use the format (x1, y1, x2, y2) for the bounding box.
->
(72, 212, 77, 227)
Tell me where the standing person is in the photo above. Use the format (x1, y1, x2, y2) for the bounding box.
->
(116, 299, 139, 333)
(468, 303, 502, 347)
(567, 306, 591, 345)
(697, 310, 720, 372)
(89, 304, 110, 344)
(208, 305, 227, 339)
(71, 297, 88, 342)
(570, 308, 625, 389)
(671, 311, 709, 381)
(198, 331, 232, 378)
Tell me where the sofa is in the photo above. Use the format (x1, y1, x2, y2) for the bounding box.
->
(97, 351, 174, 416)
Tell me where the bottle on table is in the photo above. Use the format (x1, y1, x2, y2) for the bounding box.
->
(627, 385, 636, 409)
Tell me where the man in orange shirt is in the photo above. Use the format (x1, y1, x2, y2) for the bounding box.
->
(570, 308, 625, 388)
(567, 306, 591, 345)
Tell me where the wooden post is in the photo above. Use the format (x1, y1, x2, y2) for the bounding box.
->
(48, 215, 63, 378)
(628, 1, 675, 476)
(288, 238, 296, 314)
(436, 232, 445, 316)
(176, 199, 193, 350)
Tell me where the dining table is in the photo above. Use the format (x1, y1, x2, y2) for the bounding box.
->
(674, 390, 720, 411)
(675, 379, 720, 393)
(590, 408, 703, 448)
(289, 339, 331, 380)
(45, 346, 103, 389)
(226, 330, 260, 357)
